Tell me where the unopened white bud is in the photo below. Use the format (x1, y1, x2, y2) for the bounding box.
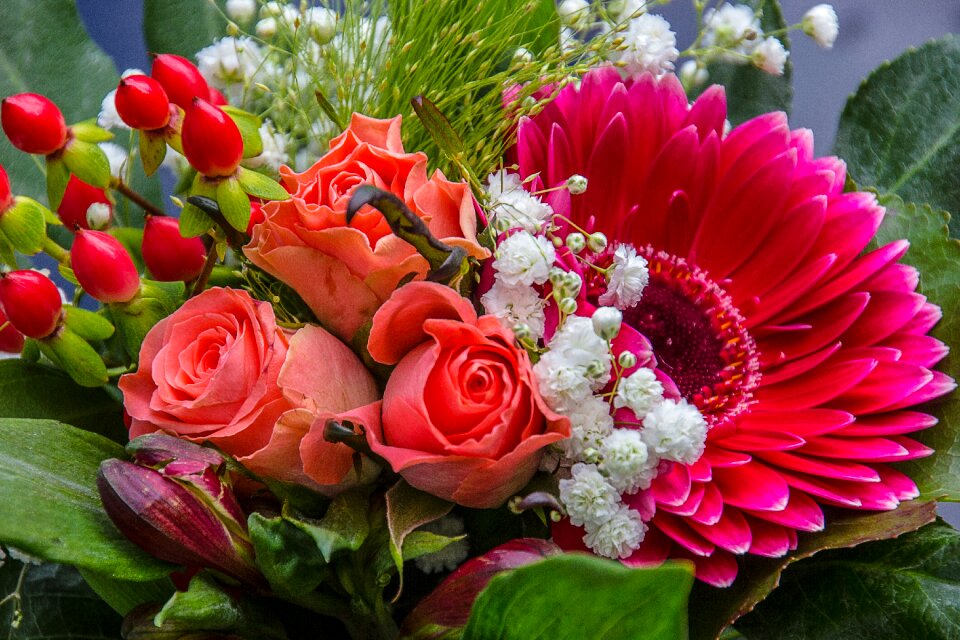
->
(588, 232, 608, 252)
(552, 235, 563, 247)
(261, 1, 285, 18)
(256, 17, 278, 38)
(592, 307, 623, 341)
(226, 0, 257, 22)
(566, 174, 588, 195)
(305, 7, 338, 44)
(618, 351, 637, 369)
(559, 297, 578, 315)
(679, 60, 708, 90)
(566, 232, 586, 253)
(558, 0, 590, 30)
(513, 323, 532, 340)
(85, 203, 112, 230)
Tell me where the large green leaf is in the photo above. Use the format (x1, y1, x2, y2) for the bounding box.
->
(0, 560, 122, 639)
(871, 196, 960, 500)
(0, 0, 118, 203)
(461, 556, 692, 640)
(703, 0, 792, 125)
(835, 36, 960, 237)
(0, 360, 123, 440)
(0, 418, 173, 581)
(689, 500, 937, 640)
(737, 519, 960, 639)
(144, 0, 228, 59)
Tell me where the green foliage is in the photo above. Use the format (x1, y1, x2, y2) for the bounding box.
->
(248, 513, 328, 596)
(385, 480, 452, 581)
(462, 556, 693, 640)
(0, 560, 122, 639)
(702, 0, 792, 125)
(737, 519, 960, 639)
(292, 489, 370, 563)
(144, 0, 228, 59)
(869, 196, 960, 500)
(0, 418, 173, 581)
(0, 0, 117, 204)
(835, 36, 960, 237)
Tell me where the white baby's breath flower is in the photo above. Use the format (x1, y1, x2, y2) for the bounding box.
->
(803, 4, 839, 49)
(641, 399, 708, 465)
(561, 394, 616, 459)
(534, 350, 595, 413)
(256, 17, 278, 38)
(598, 244, 649, 310)
(304, 6, 338, 44)
(196, 37, 265, 98)
(243, 120, 289, 174)
(559, 463, 621, 528)
(558, 0, 591, 30)
(591, 306, 622, 341)
(752, 37, 788, 76)
(98, 142, 128, 179)
(481, 280, 547, 342)
(484, 171, 553, 233)
(225, 0, 257, 22)
(679, 60, 709, 90)
(413, 516, 469, 574)
(614, 367, 664, 417)
(703, 4, 761, 62)
(611, 13, 678, 77)
(600, 429, 658, 494)
(494, 231, 556, 286)
(85, 202, 112, 230)
(549, 315, 611, 385)
(583, 505, 646, 559)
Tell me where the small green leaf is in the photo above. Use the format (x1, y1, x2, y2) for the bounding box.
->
(37, 325, 108, 387)
(79, 568, 175, 616)
(248, 513, 328, 596)
(223, 106, 263, 159)
(45, 156, 71, 211)
(108, 279, 184, 361)
(139, 130, 168, 177)
(58, 262, 79, 286)
(386, 480, 452, 578)
(292, 490, 370, 562)
(178, 202, 214, 237)
(0, 418, 173, 580)
(0, 233, 16, 267)
(237, 166, 290, 201)
(462, 556, 693, 640)
(62, 139, 112, 188)
(71, 119, 114, 143)
(63, 305, 115, 341)
(835, 35, 960, 236)
(109, 225, 146, 272)
(411, 95, 464, 162)
(216, 177, 251, 232)
(0, 196, 46, 254)
(401, 530, 464, 562)
(737, 519, 960, 640)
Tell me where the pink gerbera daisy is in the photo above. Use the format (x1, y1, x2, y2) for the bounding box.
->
(521, 68, 956, 586)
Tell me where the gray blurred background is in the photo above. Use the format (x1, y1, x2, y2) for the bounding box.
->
(73, 0, 960, 522)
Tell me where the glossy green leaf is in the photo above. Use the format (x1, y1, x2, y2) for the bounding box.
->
(401, 530, 464, 562)
(248, 513, 327, 596)
(71, 120, 114, 144)
(868, 196, 960, 499)
(0, 0, 117, 204)
(223, 106, 263, 159)
(108, 279, 184, 361)
(291, 490, 370, 563)
(0, 560, 122, 639)
(139, 130, 168, 177)
(79, 568, 175, 616)
(0, 197, 46, 255)
(385, 480, 452, 578)
(178, 202, 215, 237)
(462, 556, 693, 640)
(37, 326, 108, 387)
(45, 157, 71, 211)
(144, 0, 228, 60)
(689, 500, 937, 640)
(236, 166, 290, 201)
(835, 36, 960, 236)
(738, 519, 960, 640)
(216, 176, 251, 232)
(701, 0, 791, 125)
(0, 418, 173, 580)
(62, 139, 112, 189)
(63, 305, 115, 341)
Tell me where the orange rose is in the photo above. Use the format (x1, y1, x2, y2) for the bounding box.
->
(243, 113, 488, 343)
(365, 282, 570, 509)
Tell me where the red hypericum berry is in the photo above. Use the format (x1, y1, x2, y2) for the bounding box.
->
(142, 215, 206, 282)
(208, 87, 228, 106)
(1, 93, 68, 155)
(181, 98, 243, 177)
(0, 270, 62, 339)
(115, 75, 171, 131)
(71, 229, 140, 303)
(0, 164, 12, 212)
(58, 175, 112, 231)
(0, 306, 25, 354)
(246, 201, 265, 235)
(151, 54, 210, 110)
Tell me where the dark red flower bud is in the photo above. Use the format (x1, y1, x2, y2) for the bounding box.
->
(115, 75, 171, 131)
(245, 200, 265, 235)
(150, 54, 210, 110)
(57, 175, 112, 230)
(142, 215, 206, 281)
(1, 93, 68, 155)
(0, 270, 62, 339)
(181, 98, 243, 177)
(208, 87, 229, 106)
(0, 306, 25, 354)
(0, 164, 12, 212)
(71, 229, 140, 303)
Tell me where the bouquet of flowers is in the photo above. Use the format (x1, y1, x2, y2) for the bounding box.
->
(1, 1, 958, 638)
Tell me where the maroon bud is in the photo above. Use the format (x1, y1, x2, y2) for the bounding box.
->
(71, 229, 140, 303)
(0, 270, 62, 339)
(115, 75, 171, 131)
(181, 98, 243, 177)
(1, 93, 68, 155)
(151, 54, 211, 110)
(142, 215, 206, 281)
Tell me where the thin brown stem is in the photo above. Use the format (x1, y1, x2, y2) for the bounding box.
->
(189, 243, 219, 298)
(112, 179, 166, 218)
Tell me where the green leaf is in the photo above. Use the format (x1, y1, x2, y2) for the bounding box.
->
(0, 0, 117, 205)
(178, 202, 215, 237)
(867, 196, 960, 500)
(835, 36, 960, 236)
(385, 480, 452, 578)
(79, 568, 175, 616)
(45, 156, 71, 211)
(737, 519, 960, 640)
(236, 166, 290, 201)
(70, 119, 114, 144)
(139, 130, 168, 177)
(109, 279, 184, 361)
(62, 139, 112, 189)
(216, 176, 251, 231)
(702, 0, 792, 125)
(0, 560, 122, 639)
(291, 490, 370, 563)
(0, 197, 46, 255)
(248, 513, 327, 596)
(63, 305, 115, 341)
(401, 530, 464, 562)
(223, 106, 263, 159)
(462, 556, 693, 640)
(144, 0, 228, 60)
(109, 225, 146, 272)
(0, 418, 173, 580)
(37, 326, 108, 387)
(689, 500, 937, 640)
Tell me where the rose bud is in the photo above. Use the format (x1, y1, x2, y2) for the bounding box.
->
(71, 229, 140, 303)
(142, 215, 206, 282)
(181, 98, 244, 177)
(98, 456, 260, 585)
(0, 270, 63, 339)
(57, 175, 112, 230)
(115, 74, 171, 131)
(1, 93, 67, 155)
(0, 164, 12, 212)
(0, 306, 25, 354)
(151, 54, 211, 110)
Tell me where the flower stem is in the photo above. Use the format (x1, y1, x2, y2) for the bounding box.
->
(189, 242, 219, 298)
(42, 237, 69, 264)
(112, 178, 167, 218)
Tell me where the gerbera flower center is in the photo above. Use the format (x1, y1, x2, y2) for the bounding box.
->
(621, 247, 760, 424)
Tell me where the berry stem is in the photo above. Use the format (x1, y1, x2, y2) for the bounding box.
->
(42, 237, 69, 264)
(111, 178, 166, 218)
(189, 241, 219, 298)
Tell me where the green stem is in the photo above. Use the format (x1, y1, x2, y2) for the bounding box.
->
(42, 237, 69, 264)
(189, 242, 219, 298)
